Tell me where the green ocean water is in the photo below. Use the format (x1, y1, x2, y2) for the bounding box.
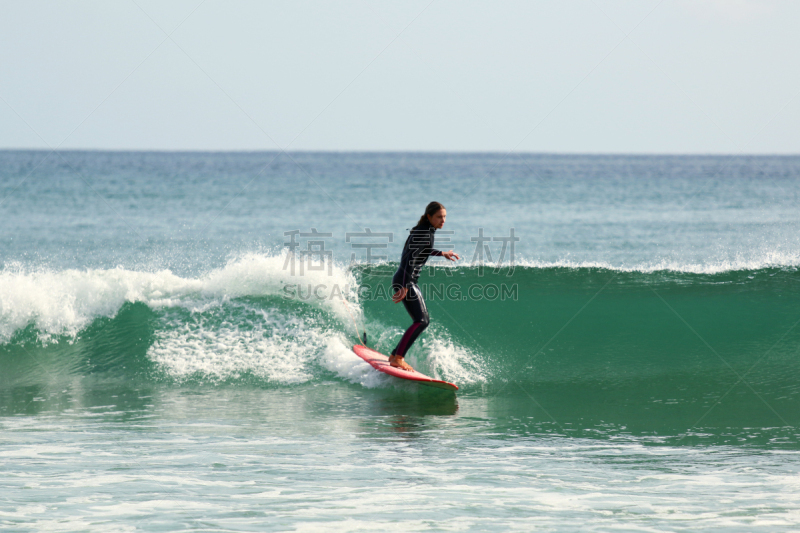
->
(2, 151, 800, 531)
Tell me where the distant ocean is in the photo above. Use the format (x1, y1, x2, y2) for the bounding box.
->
(3, 150, 800, 531)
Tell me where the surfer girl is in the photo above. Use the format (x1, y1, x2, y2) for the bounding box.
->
(389, 201, 460, 371)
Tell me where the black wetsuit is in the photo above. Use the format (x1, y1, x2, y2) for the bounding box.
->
(390, 218, 442, 357)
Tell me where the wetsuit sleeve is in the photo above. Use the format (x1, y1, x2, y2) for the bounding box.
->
(431, 249, 443, 257)
(398, 252, 410, 288)
(396, 236, 416, 288)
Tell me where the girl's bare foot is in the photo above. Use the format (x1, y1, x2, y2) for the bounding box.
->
(388, 355, 414, 372)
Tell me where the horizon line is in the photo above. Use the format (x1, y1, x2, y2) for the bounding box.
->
(1, 148, 799, 157)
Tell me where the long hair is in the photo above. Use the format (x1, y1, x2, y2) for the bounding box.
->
(416, 201, 445, 227)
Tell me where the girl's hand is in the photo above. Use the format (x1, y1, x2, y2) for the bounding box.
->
(392, 287, 408, 303)
(442, 250, 460, 261)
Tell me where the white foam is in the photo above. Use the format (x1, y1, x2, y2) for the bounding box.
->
(0, 251, 359, 344)
(425, 251, 800, 274)
(148, 303, 326, 383)
(320, 336, 390, 389)
(423, 335, 487, 386)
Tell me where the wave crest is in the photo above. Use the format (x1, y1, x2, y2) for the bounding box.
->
(0, 252, 357, 344)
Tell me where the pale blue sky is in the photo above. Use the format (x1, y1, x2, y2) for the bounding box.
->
(1, 0, 798, 153)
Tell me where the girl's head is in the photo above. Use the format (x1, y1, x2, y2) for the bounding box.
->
(417, 201, 446, 229)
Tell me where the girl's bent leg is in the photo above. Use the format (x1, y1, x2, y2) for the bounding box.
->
(391, 284, 430, 357)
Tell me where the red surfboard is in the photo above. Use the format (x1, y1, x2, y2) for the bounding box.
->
(352, 345, 458, 391)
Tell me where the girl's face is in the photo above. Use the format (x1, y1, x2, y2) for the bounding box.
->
(428, 208, 446, 229)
